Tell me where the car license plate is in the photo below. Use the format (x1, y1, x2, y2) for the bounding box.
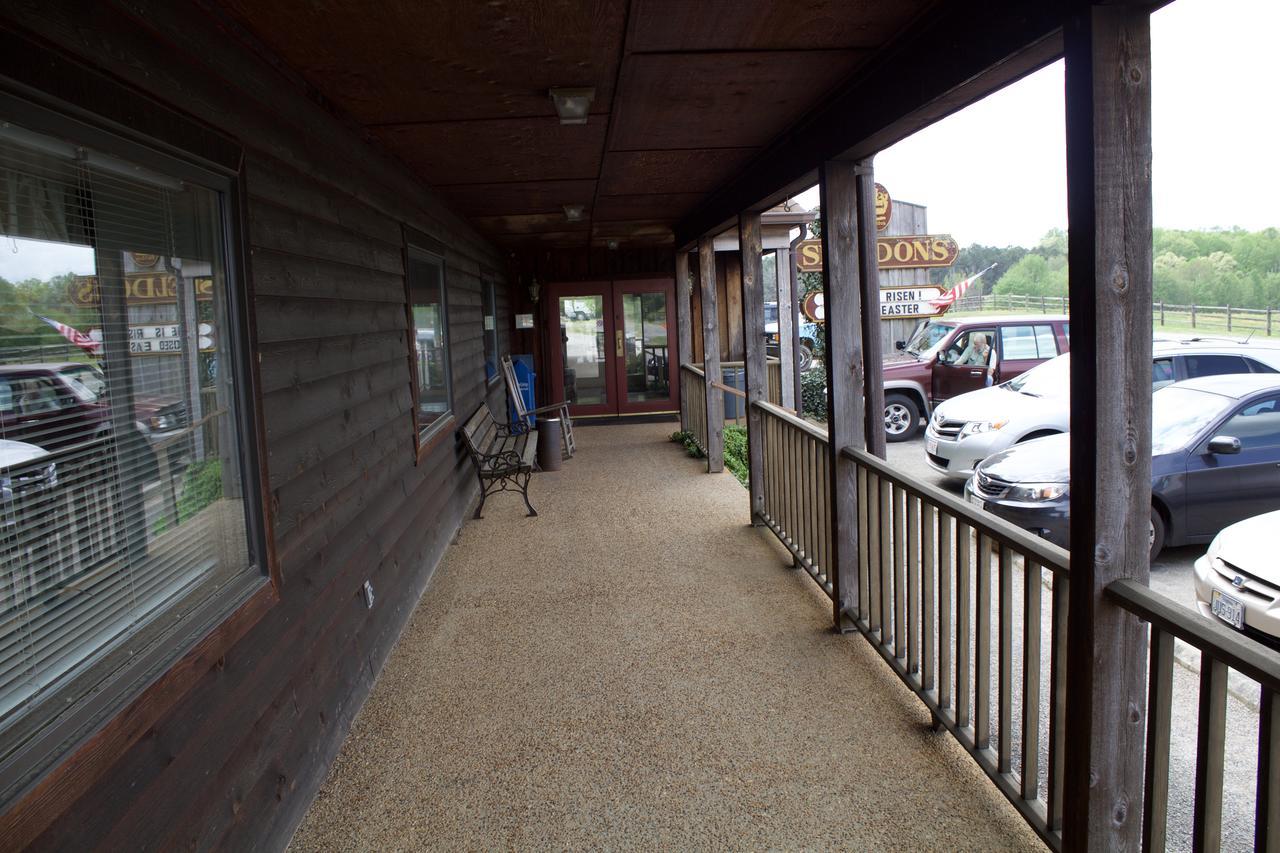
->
(926, 437, 938, 456)
(967, 492, 984, 510)
(1211, 590, 1245, 630)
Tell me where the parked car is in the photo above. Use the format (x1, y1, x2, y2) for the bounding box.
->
(763, 301, 815, 371)
(1193, 510, 1280, 642)
(0, 363, 182, 474)
(882, 314, 1070, 442)
(0, 438, 57, 510)
(966, 374, 1280, 559)
(925, 337, 1280, 479)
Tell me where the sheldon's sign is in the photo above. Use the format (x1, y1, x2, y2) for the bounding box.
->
(794, 234, 960, 273)
(880, 286, 944, 319)
(71, 274, 214, 306)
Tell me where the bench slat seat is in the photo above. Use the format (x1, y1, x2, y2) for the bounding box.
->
(461, 404, 538, 518)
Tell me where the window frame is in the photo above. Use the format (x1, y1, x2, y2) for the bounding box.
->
(402, 226, 455, 463)
(0, 73, 277, 828)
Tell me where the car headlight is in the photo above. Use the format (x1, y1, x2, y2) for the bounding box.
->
(149, 414, 176, 430)
(932, 409, 946, 427)
(960, 419, 1009, 438)
(1006, 482, 1068, 502)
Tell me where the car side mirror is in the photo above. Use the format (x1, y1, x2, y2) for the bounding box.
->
(1207, 435, 1242, 455)
(895, 340, 906, 351)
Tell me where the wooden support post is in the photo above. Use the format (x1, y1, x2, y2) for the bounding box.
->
(1061, 5, 1153, 851)
(856, 160, 886, 459)
(820, 160, 865, 631)
(740, 212, 766, 523)
(1228, 304, 1233, 331)
(676, 250, 693, 431)
(789, 233, 804, 410)
(699, 237, 724, 473)
(775, 247, 797, 411)
(1159, 299, 1165, 326)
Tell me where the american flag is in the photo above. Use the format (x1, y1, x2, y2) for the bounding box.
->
(35, 314, 102, 356)
(929, 263, 998, 311)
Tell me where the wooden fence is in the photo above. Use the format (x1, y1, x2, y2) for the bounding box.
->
(951, 293, 1280, 337)
(679, 364, 708, 453)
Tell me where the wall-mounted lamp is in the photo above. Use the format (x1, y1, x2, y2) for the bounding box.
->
(527, 275, 540, 304)
(563, 204, 585, 223)
(549, 88, 595, 125)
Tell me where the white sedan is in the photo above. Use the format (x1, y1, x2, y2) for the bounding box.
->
(1194, 511, 1280, 642)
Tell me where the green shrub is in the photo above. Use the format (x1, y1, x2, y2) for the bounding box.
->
(669, 429, 705, 459)
(800, 368, 827, 419)
(176, 459, 223, 524)
(723, 425, 749, 486)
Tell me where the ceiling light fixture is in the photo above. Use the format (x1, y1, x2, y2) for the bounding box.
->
(563, 204, 585, 222)
(549, 87, 595, 125)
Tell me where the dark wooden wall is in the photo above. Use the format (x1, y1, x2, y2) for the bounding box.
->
(1, 1, 511, 848)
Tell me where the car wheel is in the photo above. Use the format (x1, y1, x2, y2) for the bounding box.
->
(797, 344, 813, 372)
(884, 393, 921, 442)
(1150, 507, 1166, 562)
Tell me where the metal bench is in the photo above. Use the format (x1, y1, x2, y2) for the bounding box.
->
(460, 403, 538, 519)
(501, 354, 575, 459)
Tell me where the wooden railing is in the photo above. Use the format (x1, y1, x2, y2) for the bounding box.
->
(840, 445, 1071, 849)
(680, 364, 708, 453)
(754, 401, 832, 595)
(1107, 579, 1280, 851)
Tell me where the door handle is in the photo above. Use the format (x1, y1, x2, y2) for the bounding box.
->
(616, 330, 624, 358)
(969, 370, 983, 377)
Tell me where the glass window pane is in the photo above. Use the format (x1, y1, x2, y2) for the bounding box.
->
(407, 251, 450, 435)
(482, 279, 497, 382)
(998, 325, 1039, 360)
(1033, 325, 1058, 358)
(558, 297, 606, 406)
(623, 292, 670, 402)
(1185, 354, 1248, 379)
(0, 117, 256, 780)
(1220, 397, 1280, 449)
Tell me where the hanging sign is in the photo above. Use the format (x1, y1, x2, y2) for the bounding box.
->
(880, 286, 945, 320)
(801, 292, 825, 324)
(875, 183, 891, 232)
(70, 274, 214, 306)
(794, 234, 960, 273)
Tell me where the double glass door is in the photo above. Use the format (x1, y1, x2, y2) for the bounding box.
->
(548, 279, 678, 417)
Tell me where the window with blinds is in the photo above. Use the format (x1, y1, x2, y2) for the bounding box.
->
(482, 278, 498, 384)
(407, 247, 452, 443)
(0, 113, 261, 794)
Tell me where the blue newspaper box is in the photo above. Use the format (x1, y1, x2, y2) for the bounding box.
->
(509, 354, 536, 426)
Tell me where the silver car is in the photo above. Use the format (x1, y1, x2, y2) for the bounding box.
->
(925, 336, 1280, 480)
(1194, 510, 1280, 642)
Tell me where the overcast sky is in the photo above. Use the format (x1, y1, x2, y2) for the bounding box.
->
(1, 0, 1275, 283)
(797, 0, 1280, 248)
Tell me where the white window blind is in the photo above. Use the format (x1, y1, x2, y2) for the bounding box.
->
(0, 117, 258, 787)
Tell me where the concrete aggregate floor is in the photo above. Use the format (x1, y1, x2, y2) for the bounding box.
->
(289, 422, 1044, 851)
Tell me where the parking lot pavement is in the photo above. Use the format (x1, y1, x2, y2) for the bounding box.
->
(886, 433, 1203, 615)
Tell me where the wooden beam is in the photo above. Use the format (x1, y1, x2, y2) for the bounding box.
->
(819, 160, 865, 631)
(699, 237, 725, 473)
(675, 250, 693, 431)
(789, 235, 804, 411)
(854, 161, 886, 459)
(775, 247, 797, 411)
(674, 0, 1068, 249)
(1061, 5, 1153, 850)
(739, 211, 766, 522)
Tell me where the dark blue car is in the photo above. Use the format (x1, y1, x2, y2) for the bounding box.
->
(966, 374, 1280, 559)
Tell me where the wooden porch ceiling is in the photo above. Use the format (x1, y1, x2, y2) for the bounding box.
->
(215, 0, 937, 249)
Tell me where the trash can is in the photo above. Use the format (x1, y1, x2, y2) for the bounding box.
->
(509, 353, 536, 426)
(720, 365, 746, 419)
(537, 418, 563, 472)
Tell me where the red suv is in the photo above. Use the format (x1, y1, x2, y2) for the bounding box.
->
(883, 315, 1070, 441)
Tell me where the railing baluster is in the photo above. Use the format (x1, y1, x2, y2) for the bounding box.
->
(975, 533, 992, 752)
(922, 502, 936, 693)
(1193, 656, 1228, 851)
(938, 512, 953, 712)
(956, 521, 972, 730)
(858, 468, 869, 625)
(893, 485, 906, 659)
(1259, 686, 1278, 853)
(907, 493, 920, 676)
(868, 471, 881, 635)
(1021, 557, 1042, 803)
(879, 477, 892, 647)
(997, 544, 1013, 775)
(1144, 626, 1174, 852)
(1047, 573, 1068, 832)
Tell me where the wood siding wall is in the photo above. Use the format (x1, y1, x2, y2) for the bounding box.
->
(2, 2, 510, 848)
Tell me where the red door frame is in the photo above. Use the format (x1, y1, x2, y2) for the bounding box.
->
(544, 278, 679, 417)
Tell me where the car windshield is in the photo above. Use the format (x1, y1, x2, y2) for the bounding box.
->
(1151, 386, 1235, 455)
(58, 365, 106, 403)
(903, 321, 955, 357)
(1005, 353, 1071, 397)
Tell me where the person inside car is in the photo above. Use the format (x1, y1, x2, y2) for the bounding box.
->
(957, 332, 992, 366)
